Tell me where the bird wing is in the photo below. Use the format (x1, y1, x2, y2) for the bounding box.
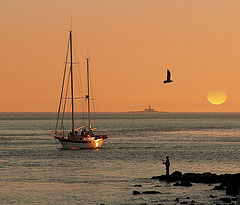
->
(167, 69, 171, 81)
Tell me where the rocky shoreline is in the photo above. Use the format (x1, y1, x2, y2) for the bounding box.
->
(149, 171, 240, 204)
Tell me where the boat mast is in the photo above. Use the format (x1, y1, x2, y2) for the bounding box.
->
(86, 58, 91, 130)
(70, 31, 75, 133)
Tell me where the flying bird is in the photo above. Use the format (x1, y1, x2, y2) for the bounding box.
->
(163, 69, 173, 84)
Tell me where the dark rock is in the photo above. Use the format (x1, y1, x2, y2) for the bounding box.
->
(226, 181, 240, 195)
(213, 185, 225, 190)
(186, 196, 190, 199)
(134, 184, 142, 187)
(181, 180, 193, 187)
(152, 176, 161, 179)
(133, 190, 141, 195)
(209, 195, 215, 198)
(173, 180, 192, 187)
(142, 191, 161, 194)
(219, 197, 231, 203)
(191, 200, 195, 203)
(189, 203, 194, 205)
(231, 197, 237, 201)
(174, 198, 179, 201)
(180, 202, 188, 204)
(182, 172, 219, 184)
(173, 182, 181, 186)
(153, 171, 240, 197)
(171, 171, 182, 178)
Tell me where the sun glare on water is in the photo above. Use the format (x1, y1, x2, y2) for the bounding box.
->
(207, 90, 227, 105)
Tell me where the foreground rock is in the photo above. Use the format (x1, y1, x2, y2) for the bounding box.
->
(152, 171, 240, 195)
(133, 190, 161, 195)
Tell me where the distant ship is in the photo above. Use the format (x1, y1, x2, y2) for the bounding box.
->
(129, 106, 168, 113)
(144, 105, 157, 112)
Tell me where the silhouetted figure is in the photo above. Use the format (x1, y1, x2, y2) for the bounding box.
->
(81, 129, 86, 136)
(163, 156, 170, 176)
(163, 69, 173, 84)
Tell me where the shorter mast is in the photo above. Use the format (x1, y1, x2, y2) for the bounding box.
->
(86, 58, 91, 130)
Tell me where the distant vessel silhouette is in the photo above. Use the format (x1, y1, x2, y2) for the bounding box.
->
(144, 105, 157, 112)
(129, 106, 168, 113)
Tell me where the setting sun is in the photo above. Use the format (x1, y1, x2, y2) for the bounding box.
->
(207, 90, 227, 105)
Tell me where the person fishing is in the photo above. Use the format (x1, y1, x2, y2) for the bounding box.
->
(163, 156, 170, 176)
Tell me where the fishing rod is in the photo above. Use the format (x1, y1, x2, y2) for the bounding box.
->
(154, 146, 165, 163)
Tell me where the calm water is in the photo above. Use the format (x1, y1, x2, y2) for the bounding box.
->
(0, 112, 239, 204)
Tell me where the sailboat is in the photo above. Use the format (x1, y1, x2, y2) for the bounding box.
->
(53, 31, 109, 149)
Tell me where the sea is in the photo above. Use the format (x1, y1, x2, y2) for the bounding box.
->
(0, 112, 239, 205)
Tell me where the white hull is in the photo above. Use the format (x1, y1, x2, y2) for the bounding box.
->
(58, 138, 103, 149)
(53, 133, 107, 149)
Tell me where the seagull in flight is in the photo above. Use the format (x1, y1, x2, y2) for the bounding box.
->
(163, 69, 173, 84)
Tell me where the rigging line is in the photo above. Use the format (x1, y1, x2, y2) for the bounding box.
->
(75, 66, 83, 128)
(74, 61, 85, 125)
(90, 72, 98, 128)
(55, 37, 70, 131)
(61, 69, 71, 131)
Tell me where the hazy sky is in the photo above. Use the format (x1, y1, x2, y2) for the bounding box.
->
(1, 0, 240, 112)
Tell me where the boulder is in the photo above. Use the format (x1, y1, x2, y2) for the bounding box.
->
(213, 185, 225, 190)
(226, 182, 240, 195)
(170, 171, 182, 181)
(134, 184, 142, 187)
(173, 180, 192, 187)
(133, 190, 141, 195)
(174, 198, 179, 202)
(142, 191, 161, 194)
(219, 197, 231, 203)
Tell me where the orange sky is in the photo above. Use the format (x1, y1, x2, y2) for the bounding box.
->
(1, 0, 240, 112)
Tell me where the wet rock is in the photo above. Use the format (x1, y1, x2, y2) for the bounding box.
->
(133, 190, 141, 195)
(152, 175, 161, 179)
(173, 180, 192, 187)
(170, 171, 183, 181)
(219, 197, 231, 203)
(220, 173, 240, 195)
(142, 191, 161, 194)
(182, 172, 219, 184)
(231, 197, 237, 201)
(134, 184, 142, 187)
(226, 182, 240, 195)
(133, 190, 161, 195)
(173, 182, 181, 186)
(174, 198, 179, 202)
(213, 185, 225, 190)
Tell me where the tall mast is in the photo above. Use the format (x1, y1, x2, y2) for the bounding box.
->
(86, 58, 91, 130)
(70, 31, 75, 133)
